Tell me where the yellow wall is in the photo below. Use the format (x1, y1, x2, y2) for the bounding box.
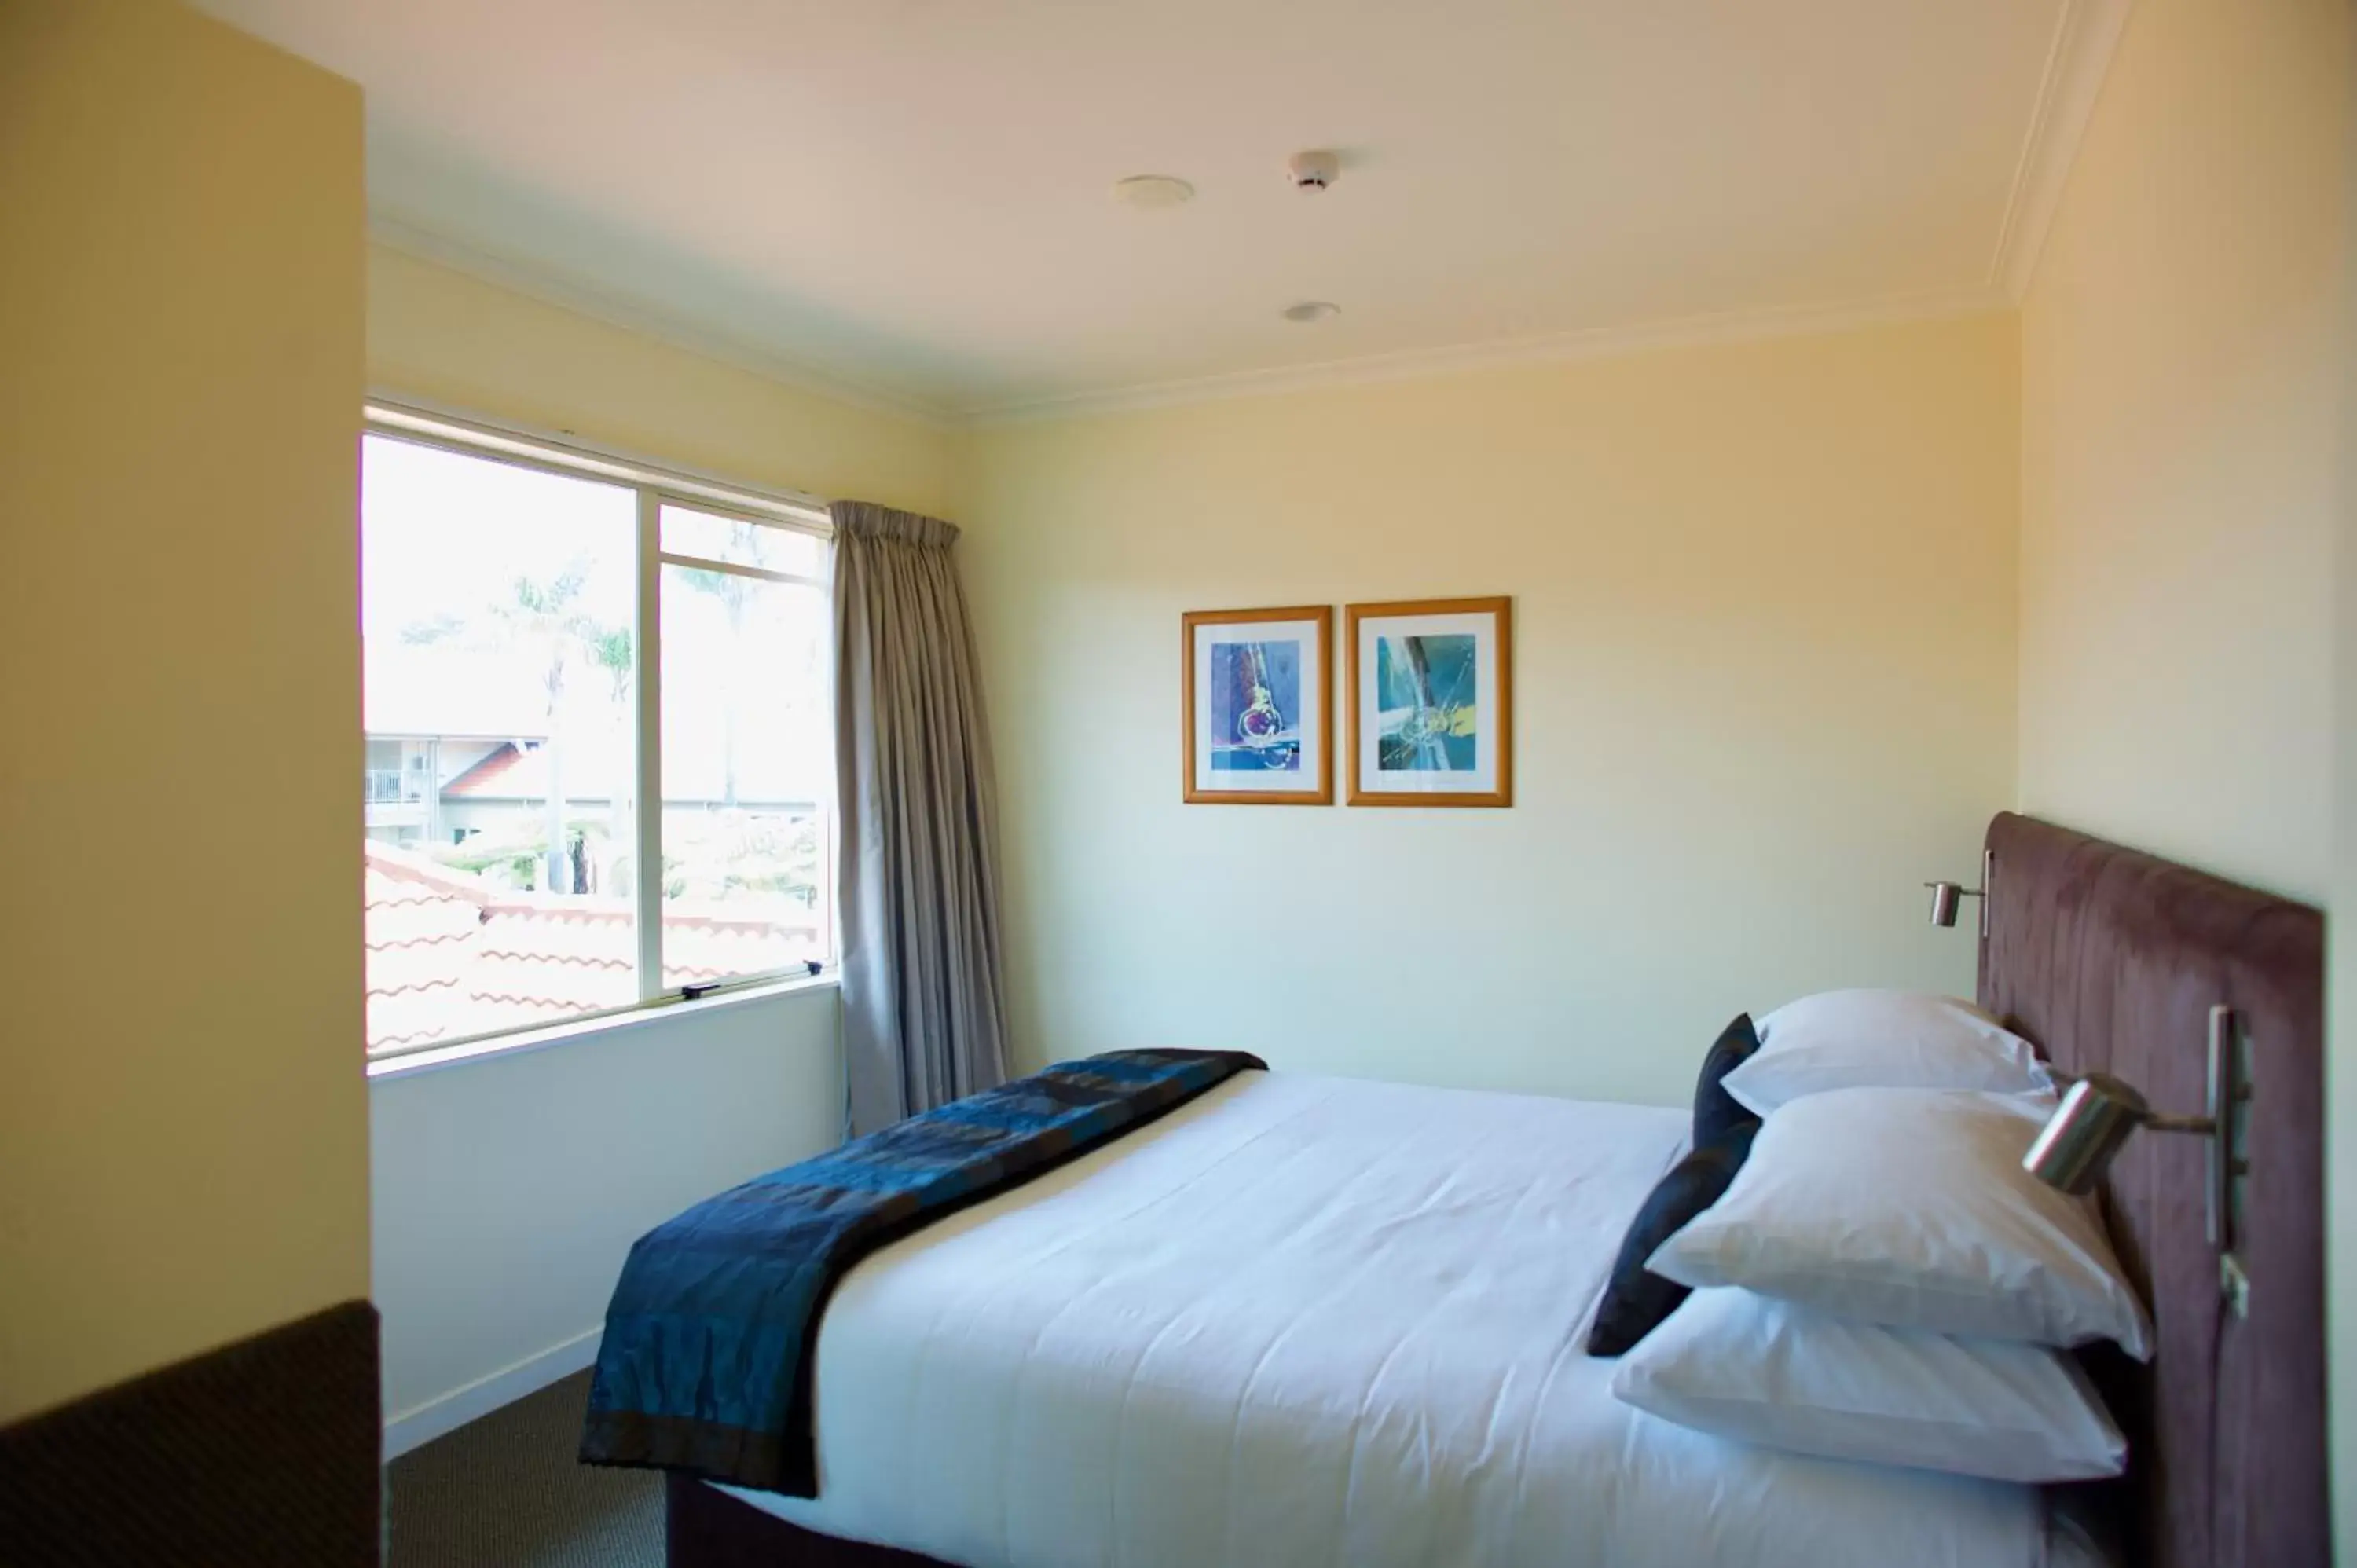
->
(2336, 2, 2357, 1552)
(959, 314, 2020, 1105)
(368, 245, 959, 518)
(2018, 0, 2348, 905)
(2338, 288, 2357, 1562)
(0, 0, 369, 1421)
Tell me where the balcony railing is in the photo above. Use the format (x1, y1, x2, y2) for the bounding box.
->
(365, 768, 430, 804)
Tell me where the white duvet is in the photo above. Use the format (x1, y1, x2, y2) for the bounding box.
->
(720, 1071, 2082, 1568)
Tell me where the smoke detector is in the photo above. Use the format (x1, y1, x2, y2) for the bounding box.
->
(1281, 301, 1341, 324)
(1287, 150, 1340, 191)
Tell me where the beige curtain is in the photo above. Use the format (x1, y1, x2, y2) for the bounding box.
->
(830, 501, 1010, 1136)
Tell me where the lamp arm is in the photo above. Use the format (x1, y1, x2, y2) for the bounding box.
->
(2036, 1072, 2213, 1134)
(2018, 1007, 2253, 1318)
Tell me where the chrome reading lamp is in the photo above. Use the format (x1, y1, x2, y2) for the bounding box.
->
(1924, 862, 2254, 1313)
(2018, 1007, 2254, 1315)
(1923, 850, 1994, 936)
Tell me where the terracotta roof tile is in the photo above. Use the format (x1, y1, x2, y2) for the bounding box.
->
(364, 839, 821, 1050)
(439, 742, 530, 798)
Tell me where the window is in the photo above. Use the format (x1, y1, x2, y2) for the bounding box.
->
(657, 507, 831, 991)
(361, 410, 832, 1057)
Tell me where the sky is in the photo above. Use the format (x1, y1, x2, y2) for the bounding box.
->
(361, 434, 830, 801)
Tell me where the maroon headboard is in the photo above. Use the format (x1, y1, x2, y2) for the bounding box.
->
(1977, 812, 2326, 1568)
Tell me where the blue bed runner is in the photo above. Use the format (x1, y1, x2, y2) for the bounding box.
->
(577, 1048, 1266, 1496)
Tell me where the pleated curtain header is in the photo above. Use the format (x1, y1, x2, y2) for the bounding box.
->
(827, 500, 962, 551)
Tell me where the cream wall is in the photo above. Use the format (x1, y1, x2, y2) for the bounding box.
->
(368, 244, 958, 518)
(2017, 0, 2348, 905)
(0, 0, 369, 1420)
(959, 314, 2019, 1106)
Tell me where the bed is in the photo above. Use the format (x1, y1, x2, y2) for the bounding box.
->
(648, 813, 2326, 1568)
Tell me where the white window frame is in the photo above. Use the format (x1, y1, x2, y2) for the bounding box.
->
(362, 397, 837, 1065)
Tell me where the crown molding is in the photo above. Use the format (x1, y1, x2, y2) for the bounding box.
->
(962, 286, 2011, 426)
(1988, 0, 2133, 299)
(368, 213, 959, 430)
(374, 0, 2121, 438)
(376, 207, 2007, 430)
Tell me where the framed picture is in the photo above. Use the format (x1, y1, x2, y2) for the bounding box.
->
(1182, 606, 1333, 804)
(1346, 596, 1513, 807)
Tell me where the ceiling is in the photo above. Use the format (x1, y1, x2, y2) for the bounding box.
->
(196, 0, 2127, 422)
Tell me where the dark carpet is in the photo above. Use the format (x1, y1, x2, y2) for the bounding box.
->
(387, 1371, 662, 1568)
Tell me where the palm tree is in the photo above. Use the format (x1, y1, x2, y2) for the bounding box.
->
(409, 564, 628, 893)
(586, 624, 636, 895)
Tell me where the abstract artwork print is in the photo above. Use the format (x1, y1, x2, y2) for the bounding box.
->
(1208, 638, 1303, 771)
(1183, 606, 1332, 804)
(1373, 632, 1477, 772)
(1347, 598, 1512, 807)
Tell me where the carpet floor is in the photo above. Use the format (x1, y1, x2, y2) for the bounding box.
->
(386, 1371, 662, 1568)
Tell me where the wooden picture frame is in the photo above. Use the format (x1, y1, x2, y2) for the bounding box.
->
(1344, 596, 1513, 808)
(1181, 606, 1334, 805)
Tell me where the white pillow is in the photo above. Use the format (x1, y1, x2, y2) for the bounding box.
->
(1648, 1087, 2153, 1358)
(1722, 989, 2053, 1116)
(1611, 1287, 2128, 1484)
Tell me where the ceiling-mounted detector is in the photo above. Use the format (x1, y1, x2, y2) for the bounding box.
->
(1112, 174, 1195, 210)
(1287, 150, 1340, 191)
(1281, 301, 1341, 324)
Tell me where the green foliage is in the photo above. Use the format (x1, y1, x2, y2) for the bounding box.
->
(588, 625, 634, 700)
(399, 559, 631, 713)
(658, 808, 820, 907)
(507, 568, 585, 617)
(435, 819, 611, 885)
(675, 518, 767, 617)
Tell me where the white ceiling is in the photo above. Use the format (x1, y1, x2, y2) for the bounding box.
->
(197, 0, 2126, 422)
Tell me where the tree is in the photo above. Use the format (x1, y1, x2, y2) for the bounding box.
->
(586, 623, 636, 895)
(587, 625, 634, 703)
(407, 563, 629, 894)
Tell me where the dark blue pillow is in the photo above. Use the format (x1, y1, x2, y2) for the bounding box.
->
(1692, 1011, 1761, 1149)
(1585, 1119, 1759, 1357)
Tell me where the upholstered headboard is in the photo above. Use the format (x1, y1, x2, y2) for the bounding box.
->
(1977, 812, 2326, 1568)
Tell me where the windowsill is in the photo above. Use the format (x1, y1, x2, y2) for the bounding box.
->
(365, 969, 840, 1083)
